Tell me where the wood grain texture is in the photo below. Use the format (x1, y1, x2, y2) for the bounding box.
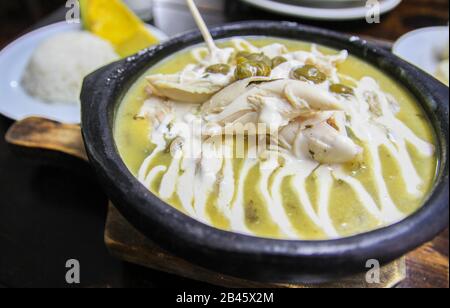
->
(399, 229, 449, 288)
(105, 204, 406, 289)
(104, 204, 449, 288)
(5, 117, 87, 161)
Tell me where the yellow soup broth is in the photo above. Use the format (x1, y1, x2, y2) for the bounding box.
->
(115, 37, 437, 240)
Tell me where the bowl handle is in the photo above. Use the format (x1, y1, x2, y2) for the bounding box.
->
(5, 117, 87, 161)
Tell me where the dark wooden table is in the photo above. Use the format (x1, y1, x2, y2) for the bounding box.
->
(0, 0, 448, 288)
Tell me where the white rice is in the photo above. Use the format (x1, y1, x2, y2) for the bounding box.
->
(21, 31, 119, 105)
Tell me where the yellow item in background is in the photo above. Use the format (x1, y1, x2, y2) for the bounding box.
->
(79, 0, 159, 57)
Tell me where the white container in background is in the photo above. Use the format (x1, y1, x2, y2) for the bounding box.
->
(124, 0, 154, 21)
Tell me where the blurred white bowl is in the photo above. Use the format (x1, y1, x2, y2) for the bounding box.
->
(393, 26, 449, 78)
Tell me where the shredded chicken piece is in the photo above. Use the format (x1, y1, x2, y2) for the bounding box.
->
(136, 97, 173, 126)
(304, 121, 362, 164)
(143, 42, 364, 165)
(146, 72, 229, 104)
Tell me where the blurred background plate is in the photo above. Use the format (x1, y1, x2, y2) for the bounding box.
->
(0, 21, 167, 124)
(393, 26, 449, 78)
(241, 0, 402, 20)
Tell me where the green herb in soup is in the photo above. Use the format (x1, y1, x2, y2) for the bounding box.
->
(114, 37, 437, 240)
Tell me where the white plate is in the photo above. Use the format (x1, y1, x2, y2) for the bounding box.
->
(393, 26, 449, 77)
(0, 22, 168, 124)
(241, 0, 402, 21)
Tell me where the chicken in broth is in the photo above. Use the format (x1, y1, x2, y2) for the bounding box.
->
(115, 37, 437, 240)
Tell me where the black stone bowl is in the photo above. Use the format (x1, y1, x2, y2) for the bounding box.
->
(81, 21, 449, 284)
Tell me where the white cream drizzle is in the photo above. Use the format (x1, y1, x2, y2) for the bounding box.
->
(259, 154, 298, 239)
(133, 40, 436, 240)
(229, 159, 255, 234)
(315, 166, 340, 238)
(216, 136, 235, 220)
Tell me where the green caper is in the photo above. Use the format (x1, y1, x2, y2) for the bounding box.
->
(258, 61, 272, 75)
(235, 51, 251, 65)
(205, 64, 231, 75)
(271, 56, 287, 68)
(235, 52, 272, 67)
(246, 53, 272, 67)
(235, 61, 272, 80)
(236, 56, 249, 65)
(330, 83, 354, 95)
(235, 62, 256, 80)
(292, 65, 327, 84)
(236, 51, 251, 59)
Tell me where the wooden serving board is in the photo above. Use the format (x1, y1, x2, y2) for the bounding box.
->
(5, 117, 449, 288)
(105, 203, 406, 288)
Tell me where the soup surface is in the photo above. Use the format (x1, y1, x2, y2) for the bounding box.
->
(115, 37, 437, 240)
